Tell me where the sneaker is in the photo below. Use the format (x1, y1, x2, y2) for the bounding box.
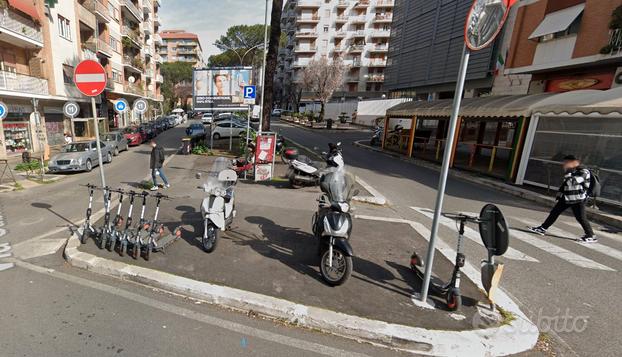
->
(165, 184, 171, 188)
(150, 186, 158, 191)
(577, 235, 598, 244)
(528, 226, 547, 236)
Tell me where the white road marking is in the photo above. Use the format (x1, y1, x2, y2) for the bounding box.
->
(411, 207, 538, 263)
(518, 218, 622, 263)
(0, 242, 13, 271)
(11, 258, 371, 357)
(565, 221, 622, 243)
(11, 238, 66, 260)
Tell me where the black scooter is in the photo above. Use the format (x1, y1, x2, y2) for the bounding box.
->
(410, 213, 477, 311)
(80, 184, 97, 244)
(97, 187, 113, 249)
(118, 191, 137, 256)
(106, 188, 126, 250)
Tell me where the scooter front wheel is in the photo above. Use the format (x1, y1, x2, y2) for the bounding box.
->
(99, 231, 108, 249)
(144, 243, 151, 261)
(320, 247, 352, 286)
(446, 288, 462, 311)
(131, 242, 140, 259)
(80, 226, 89, 244)
(119, 240, 127, 257)
(202, 223, 219, 253)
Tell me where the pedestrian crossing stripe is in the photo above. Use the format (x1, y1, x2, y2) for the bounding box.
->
(410, 207, 538, 263)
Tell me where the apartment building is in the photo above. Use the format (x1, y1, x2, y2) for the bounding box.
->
(0, 0, 163, 160)
(504, 0, 622, 93)
(158, 29, 204, 67)
(276, 0, 394, 105)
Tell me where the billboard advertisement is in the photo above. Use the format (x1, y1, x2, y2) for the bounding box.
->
(193, 67, 253, 111)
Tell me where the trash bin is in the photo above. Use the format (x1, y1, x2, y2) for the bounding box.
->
(326, 118, 333, 129)
(181, 137, 192, 155)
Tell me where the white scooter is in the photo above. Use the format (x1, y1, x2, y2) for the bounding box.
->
(199, 158, 238, 253)
(287, 142, 344, 188)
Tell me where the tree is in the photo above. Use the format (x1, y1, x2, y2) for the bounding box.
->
(301, 57, 347, 121)
(160, 62, 193, 113)
(261, 0, 284, 132)
(213, 24, 266, 66)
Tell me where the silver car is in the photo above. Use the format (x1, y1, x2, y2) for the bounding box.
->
(100, 131, 129, 156)
(48, 140, 113, 173)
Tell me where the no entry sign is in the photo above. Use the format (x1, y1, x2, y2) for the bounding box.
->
(74, 60, 107, 97)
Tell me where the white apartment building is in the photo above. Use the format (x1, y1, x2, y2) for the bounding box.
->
(277, 0, 394, 104)
(0, 0, 163, 160)
(158, 29, 204, 67)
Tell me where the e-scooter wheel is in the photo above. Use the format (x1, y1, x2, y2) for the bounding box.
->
(131, 242, 140, 259)
(99, 231, 108, 249)
(80, 227, 89, 244)
(119, 240, 127, 257)
(144, 243, 151, 261)
(446, 288, 462, 311)
(202, 223, 219, 253)
(320, 247, 352, 286)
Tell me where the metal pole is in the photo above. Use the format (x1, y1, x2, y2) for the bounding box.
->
(420, 45, 470, 302)
(245, 105, 251, 180)
(229, 118, 233, 152)
(91, 97, 106, 187)
(258, 0, 269, 136)
(32, 98, 45, 182)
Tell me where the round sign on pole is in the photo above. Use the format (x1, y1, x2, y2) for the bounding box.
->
(133, 99, 148, 115)
(63, 101, 80, 119)
(464, 0, 511, 51)
(0, 101, 8, 120)
(74, 60, 107, 97)
(114, 99, 129, 114)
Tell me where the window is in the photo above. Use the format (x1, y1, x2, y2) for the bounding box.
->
(112, 70, 123, 84)
(58, 15, 72, 41)
(110, 37, 120, 53)
(62, 64, 74, 84)
(323, 25, 329, 33)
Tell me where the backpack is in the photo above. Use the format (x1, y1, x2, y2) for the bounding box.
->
(587, 170, 601, 198)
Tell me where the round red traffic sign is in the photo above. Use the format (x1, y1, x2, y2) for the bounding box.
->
(74, 60, 107, 97)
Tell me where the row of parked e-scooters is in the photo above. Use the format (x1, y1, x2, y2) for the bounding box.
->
(79, 184, 180, 260)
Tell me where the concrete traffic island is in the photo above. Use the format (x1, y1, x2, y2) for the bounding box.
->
(64, 153, 538, 356)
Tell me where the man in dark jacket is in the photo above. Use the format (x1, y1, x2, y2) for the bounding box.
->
(529, 155, 596, 243)
(150, 140, 170, 190)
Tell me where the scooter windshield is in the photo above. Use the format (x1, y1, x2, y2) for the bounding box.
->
(320, 168, 354, 203)
(204, 157, 232, 194)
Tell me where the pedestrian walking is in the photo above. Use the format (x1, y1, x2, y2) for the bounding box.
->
(150, 140, 170, 190)
(529, 155, 597, 243)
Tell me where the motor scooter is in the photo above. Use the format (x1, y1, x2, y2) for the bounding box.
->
(287, 142, 344, 188)
(199, 158, 238, 253)
(370, 125, 384, 146)
(312, 168, 358, 286)
(80, 184, 97, 244)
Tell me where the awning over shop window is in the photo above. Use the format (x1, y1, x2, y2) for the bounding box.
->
(386, 93, 556, 118)
(528, 4, 584, 40)
(534, 86, 622, 116)
(8, 0, 41, 22)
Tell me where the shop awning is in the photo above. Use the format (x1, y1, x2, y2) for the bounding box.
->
(8, 0, 41, 22)
(528, 4, 584, 40)
(534, 87, 622, 116)
(386, 93, 557, 118)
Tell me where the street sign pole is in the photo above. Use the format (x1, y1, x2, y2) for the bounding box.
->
(245, 105, 251, 180)
(229, 119, 233, 152)
(91, 97, 106, 188)
(420, 45, 470, 303)
(258, 0, 269, 136)
(31, 98, 45, 182)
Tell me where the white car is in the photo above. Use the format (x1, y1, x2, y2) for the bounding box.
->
(212, 120, 247, 140)
(202, 113, 214, 124)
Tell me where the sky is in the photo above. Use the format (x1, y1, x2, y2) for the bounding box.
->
(160, 0, 271, 60)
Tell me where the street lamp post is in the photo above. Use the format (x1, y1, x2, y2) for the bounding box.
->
(219, 43, 264, 66)
(258, 0, 269, 136)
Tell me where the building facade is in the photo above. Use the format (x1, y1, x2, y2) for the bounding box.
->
(158, 29, 204, 67)
(0, 0, 163, 160)
(276, 0, 395, 105)
(504, 0, 622, 94)
(384, 0, 501, 100)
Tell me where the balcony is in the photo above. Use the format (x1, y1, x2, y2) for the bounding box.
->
(335, 15, 348, 23)
(602, 29, 622, 56)
(144, 68, 154, 77)
(370, 29, 391, 38)
(77, 3, 97, 30)
(123, 55, 145, 73)
(142, 19, 153, 34)
(348, 44, 365, 53)
(365, 74, 385, 82)
(97, 38, 114, 57)
(296, 15, 319, 23)
(293, 60, 310, 68)
(295, 0, 320, 8)
(83, 0, 112, 23)
(0, 8, 43, 48)
(295, 30, 318, 38)
(177, 48, 196, 54)
(0, 71, 49, 96)
(81, 40, 98, 59)
(122, 0, 143, 22)
(373, 14, 393, 23)
(369, 44, 389, 52)
(346, 76, 360, 83)
(353, 1, 369, 9)
(155, 74, 163, 83)
(122, 26, 144, 48)
(143, 46, 153, 57)
(375, 0, 394, 7)
(351, 16, 367, 24)
(155, 54, 163, 63)
(336, 1, 348, 9)
(368, 59, 387, 67)
(153, 14, 161, 26)
(352, 30, 366, 38)
(294, 46, 317, 53)
(143, 0, 153, 12)
(124, 83, 144, 96)
(154, 33, 162, 44)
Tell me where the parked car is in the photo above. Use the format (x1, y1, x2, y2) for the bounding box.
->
(165, 116, 177, 128)
(123, 126, 145, 146)
(48, 140, 113, 173)
(212, 120, 247, 140)
(100, 131, 129, 156)
(140, 123, 156, 139)
(186, 123, 206, 138)
(201, 112, 214, 125)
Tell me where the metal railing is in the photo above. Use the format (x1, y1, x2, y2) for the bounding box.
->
(143, 0, 153, 10)
(97, 38, 114, 55)
(124, 84, 144, 95)
(83, 0, 112, 22)
(297, 16, 320, 22)
(122, 0, 143, 21)
(0, 8, 43, 44)
(121, 26, 144, 46)
(605, 28, 622, 55)
(0, 70, 49, 95)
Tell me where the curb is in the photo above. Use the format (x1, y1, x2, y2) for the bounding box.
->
(64, 232, 538, 356)
(353, 141, 622, 229)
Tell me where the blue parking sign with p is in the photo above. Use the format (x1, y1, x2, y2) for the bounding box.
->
(244, 85, 256, 99)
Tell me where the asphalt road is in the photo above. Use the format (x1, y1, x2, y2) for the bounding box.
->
(0, 121, 410, 357)
(272, 119, 622, 357)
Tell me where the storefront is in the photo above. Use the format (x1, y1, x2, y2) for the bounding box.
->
(517, 87, 622, 205)
(1, 102, 35, 157)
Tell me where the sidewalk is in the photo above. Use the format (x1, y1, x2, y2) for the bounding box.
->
(353, 140, 622, 230)
(65, 152, 538, 356)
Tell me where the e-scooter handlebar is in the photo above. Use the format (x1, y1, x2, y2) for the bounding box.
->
(441, 212, 481, 223)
